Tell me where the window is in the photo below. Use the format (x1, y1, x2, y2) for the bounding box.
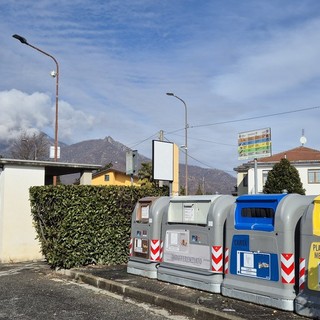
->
(308, 169, 320, 184)
(262, 170, 269, 186)
(104, 174, 110, 182)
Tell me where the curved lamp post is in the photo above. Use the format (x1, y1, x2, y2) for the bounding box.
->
(166, 92, 188, 195)
(13, 34, 59, 185)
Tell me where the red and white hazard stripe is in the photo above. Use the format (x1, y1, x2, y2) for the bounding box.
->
(299, 258, 305, 291)
(212, 245, 223, 272)
(160, 240, 164, 262)
(281, 253, 295, 284)
(129, 238, 133, 256)
(150, 239, 161, 261)
(224, 248, 229, 274)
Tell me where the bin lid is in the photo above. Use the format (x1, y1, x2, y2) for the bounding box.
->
(234, 194, 287, 231)
(170, 195, 221, 203)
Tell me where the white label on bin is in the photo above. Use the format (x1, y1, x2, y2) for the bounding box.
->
(208, 221, 213, 227)
(244, 252, 254, 268)
(141, 206, 149, 219)
(135, 239, 142, 253)
(165, 230, 189, 252)
(236, 250, 271, 280)
(168, 232, 179, 246)
(184, 205, 194, 221)
(164, 230, 210, 269)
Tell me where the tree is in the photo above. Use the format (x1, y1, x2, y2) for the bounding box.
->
(263, 158, 305, 195)
(179, 185, 186, 196)
(10, 131, 50, 160)
(98, 162, 113, 172)
(195, 183, 203, 195)
(138, 162, 156, 187)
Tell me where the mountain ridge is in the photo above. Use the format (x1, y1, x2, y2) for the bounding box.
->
(59, 136, 236, 194)
(0, 135, 236, 195)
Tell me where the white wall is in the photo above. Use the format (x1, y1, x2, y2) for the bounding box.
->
(297, 166, 320, 195)
(0, 165, 45, 262)
(247, 165, 320, 195)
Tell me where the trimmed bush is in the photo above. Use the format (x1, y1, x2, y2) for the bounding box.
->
(29, 185, 168, 269)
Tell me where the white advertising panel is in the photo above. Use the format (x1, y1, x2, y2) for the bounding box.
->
(152, 140, 174, 181)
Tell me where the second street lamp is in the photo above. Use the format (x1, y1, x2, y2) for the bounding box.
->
(166, 92, 188, 195)
(13, 34, 60, 185)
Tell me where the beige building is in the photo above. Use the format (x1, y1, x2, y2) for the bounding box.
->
(235, 146, 320, 195)
(0, 159, 100, 263)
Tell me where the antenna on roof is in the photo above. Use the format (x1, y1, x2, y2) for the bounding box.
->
(300, 129, 307, 146)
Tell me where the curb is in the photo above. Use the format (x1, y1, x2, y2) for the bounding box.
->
(57, 269, 243, 320)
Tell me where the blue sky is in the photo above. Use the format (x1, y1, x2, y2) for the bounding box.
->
(1, 0, 320, 175)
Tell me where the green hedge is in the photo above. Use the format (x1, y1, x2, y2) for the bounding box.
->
(29, 185, 168, 269)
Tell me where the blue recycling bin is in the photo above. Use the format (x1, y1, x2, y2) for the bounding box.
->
(221, 193, 314, 311)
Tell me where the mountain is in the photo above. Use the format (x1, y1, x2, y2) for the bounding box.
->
(60, 136, 236, 195)
(0, 135, 236, 195)
(60, 136, 150, 170)
(185, 165, 236, 195)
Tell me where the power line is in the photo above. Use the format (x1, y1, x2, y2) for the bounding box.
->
(190, 105, 320, 129)
(163, 134, 236, 174)
(166, 132, 235, 147)
(129, 131, 159, 149)
(126, 105, 319, 174)
(129, 105, 319, 149)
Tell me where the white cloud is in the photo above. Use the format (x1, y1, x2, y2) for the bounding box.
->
(0, 89, 51, 140)
(211, 19, 320, 102)
(2, 0, 320, 174)
(0, 89, 95, 144)
(58, 100, 95, 143)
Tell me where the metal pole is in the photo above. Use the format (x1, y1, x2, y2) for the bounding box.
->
(254, 158, 258, 194)
(13, 34, 59, 185)
(166, 93, 188, 195)
(158, 130, 164, 188)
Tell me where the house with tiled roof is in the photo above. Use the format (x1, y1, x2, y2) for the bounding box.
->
(234, 146, 320, 195)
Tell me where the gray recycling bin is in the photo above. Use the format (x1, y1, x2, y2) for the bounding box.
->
(295, 195, 320, 318)
(157, 195, 236, 293)
(221, 193, 315, 311)
(127, 196, 170, 279)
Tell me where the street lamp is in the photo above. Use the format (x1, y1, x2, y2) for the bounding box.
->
(166, 92, 188, 195)
(13, 34, 59, 185)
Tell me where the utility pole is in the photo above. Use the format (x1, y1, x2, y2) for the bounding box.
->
(158, 130, 164, 187)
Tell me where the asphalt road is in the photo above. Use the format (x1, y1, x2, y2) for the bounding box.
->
(0, 261, 191, 320)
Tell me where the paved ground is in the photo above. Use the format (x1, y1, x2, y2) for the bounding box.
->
(0, 261, 191, 320)
(58, 264, 309, 320)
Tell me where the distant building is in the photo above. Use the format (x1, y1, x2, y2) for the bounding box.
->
(234, 146, 320, 195)
(92, 168, 139, 186)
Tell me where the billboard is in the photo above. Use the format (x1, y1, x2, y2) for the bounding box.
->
(152, 140, 174, 181)
(238, 128, 271, 160)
